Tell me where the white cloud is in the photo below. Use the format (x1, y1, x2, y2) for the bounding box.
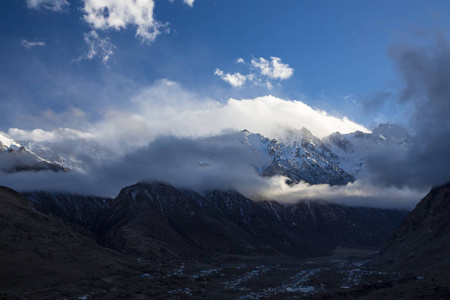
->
(183, 0, 195, 7)
(216, 56, 294, 89)
(9, 80, 368, 153)
(251, 56, 294, 80)
(25, 0, 69, 11)
(214, 69, 247, 87)
(11, 81, 421, 207)
(21, 40, 46, 49)
(9, 127, 93, 143)
(82, 0, 167, 44)
(75, 31, 115, 64)
(79, 0, 196, 60)
(251, 177, 426, 209)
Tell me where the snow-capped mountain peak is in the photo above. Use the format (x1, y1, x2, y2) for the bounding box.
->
(324, 123, 411, 177)
(0, 132, 22, 151)
(371, 123, 411, 145)
(0, 132, 66, 173)
(240, 129, 355, 185)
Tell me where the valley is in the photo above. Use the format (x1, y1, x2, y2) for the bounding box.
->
(2, 245, 442, 299)
(1, 182, 449, 299)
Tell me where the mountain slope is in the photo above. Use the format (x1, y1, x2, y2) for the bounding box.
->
(324, 123, 411, 177)
(239, 128, 355, 185)
(25, 182, 408, 260)
(20, 137, 114, 173)
(372, 182, 450, 275)
(0, 132, 66, 173)
(363, 183, 450, 299)
(24, 191, 111, 234)
(99, 182, 249, 258)
(0, 186, 134, 299)
(5, 123, 411, 186)
(238, 123, 411, 186)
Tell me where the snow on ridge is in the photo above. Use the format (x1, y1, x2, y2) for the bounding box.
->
(0, 132, 22, 150)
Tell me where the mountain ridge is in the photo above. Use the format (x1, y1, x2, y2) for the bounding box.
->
(25, 181, 408, 259)
(3, 124, 411, 190)
(0, 132, 67, 173)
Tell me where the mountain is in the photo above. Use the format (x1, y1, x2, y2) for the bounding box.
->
(20, 137, 115, 173)
(0, 186, 135, 299)
(372, 182, 450, 274)
(0, 184, 412, 299)
(239, 128, 355, 185)
(324, 123, 411, 177)
(238, 123, 411, 186)
(25, 181, 408, 259)
(6, 123, 410, 186)
(0, 132, 66, 173)
(24, 191, 111, 234)
(364, 183, 450, 299)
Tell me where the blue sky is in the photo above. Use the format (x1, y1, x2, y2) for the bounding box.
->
(1, 0, 449, 132)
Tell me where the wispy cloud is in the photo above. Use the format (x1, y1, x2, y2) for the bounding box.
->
(168, 0, 195, 7)
(25, 0, 69, 11)
(74, 31, 115, 64)
(21, 39, 46, 49)
(215, 56, 294, 89)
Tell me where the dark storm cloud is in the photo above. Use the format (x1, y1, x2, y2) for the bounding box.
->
(100, 133, 270, 193)
(0, 133, 270, 197)
(0, 131, 426, 208)
(361, 91, 393, 113)
(367, 36, 450, 188)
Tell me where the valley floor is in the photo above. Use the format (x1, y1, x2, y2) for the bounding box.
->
(3, 247, 447, 299)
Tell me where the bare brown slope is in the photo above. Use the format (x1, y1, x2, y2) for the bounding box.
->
(0, 186, 134, 299)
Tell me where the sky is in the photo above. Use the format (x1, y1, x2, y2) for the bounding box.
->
(1, 0, 450, 207)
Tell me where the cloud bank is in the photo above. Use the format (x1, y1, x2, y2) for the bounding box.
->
(0, 132, 424, 209)
(4, 73, 435, 208)
(365, 35, 450, 189)
(3, 83, 394, 206)
(256, 177, 425, 209)
(9, 80, 368, 152)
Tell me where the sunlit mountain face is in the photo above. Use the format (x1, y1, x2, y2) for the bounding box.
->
(1, 1, 450, 299)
